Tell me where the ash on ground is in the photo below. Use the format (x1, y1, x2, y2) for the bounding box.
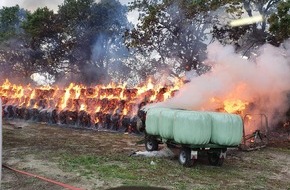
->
(130, 147, 176, 158)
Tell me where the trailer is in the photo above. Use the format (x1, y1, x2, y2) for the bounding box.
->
(145, 135, 233, 166)
(143, 108, 244, 167)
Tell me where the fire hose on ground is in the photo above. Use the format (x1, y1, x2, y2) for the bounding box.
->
(2, 164, 83, 190)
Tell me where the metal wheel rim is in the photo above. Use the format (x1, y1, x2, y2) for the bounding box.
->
(147, 141, 153, 150)
(179, 151, 186, 164)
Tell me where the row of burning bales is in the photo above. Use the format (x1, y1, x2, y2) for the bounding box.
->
(0, 79, 183, 132)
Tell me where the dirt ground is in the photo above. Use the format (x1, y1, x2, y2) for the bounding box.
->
(2, 119, 290, 190)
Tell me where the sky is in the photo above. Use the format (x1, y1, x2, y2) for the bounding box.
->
(0, 0, 139, 25)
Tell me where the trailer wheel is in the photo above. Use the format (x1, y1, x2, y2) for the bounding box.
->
(208, 151, 224, 166)
(145, 137, 158, 151)
(178, 147, 194, 167)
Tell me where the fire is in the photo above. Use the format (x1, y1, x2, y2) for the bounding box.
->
(80, 104, 86, 111)
(223, 99, 249, 114)
(0, 78, 252, 130)
(210, 97, 249, 114)
(0, 78, 184, 128)
(246, 115, 252, 120)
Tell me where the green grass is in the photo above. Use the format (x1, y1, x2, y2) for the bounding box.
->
(8, 147, 290, 190)
(4, 122, 290, 190)
(59, 153, 251, 189)
(59, 153, 195, 188)
(60, 154, 150, 180)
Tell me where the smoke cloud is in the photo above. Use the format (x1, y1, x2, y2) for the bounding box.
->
(150, 41, 290, 127)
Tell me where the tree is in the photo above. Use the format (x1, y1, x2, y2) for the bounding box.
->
(213, 0, 281, 54)
(5, 0, 131, 84)
(125, 0, 245, 78)
(57, 0, 130, 84)
(268, 0, 290, 44)
(22, 7, 65, 79)
(0, 5, 34, 82)
(0, 5, 27, 42)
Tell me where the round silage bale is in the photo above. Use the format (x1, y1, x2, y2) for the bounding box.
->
(158, 109, 181, 140)
(145, 108, 168, 136)
(173, 111, 212, 145)
(209, 112, 243, 146)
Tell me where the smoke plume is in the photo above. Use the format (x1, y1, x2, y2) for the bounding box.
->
(150, 41, 290, 126)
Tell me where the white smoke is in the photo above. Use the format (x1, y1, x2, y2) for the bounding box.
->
(149, 41, 290, 126)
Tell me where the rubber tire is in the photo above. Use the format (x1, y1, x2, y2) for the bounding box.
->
(208, 151, 224, 166)
(145, 137, 158, 151)
(178, 147, 194, 167)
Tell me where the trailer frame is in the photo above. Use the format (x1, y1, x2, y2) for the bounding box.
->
(144, 134, 236, 167)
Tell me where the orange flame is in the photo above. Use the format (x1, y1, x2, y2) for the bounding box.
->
(223, 99, 249, 114)
(0, 78, 251, 119)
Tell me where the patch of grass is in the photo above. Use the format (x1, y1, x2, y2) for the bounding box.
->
(5, 123, 290, 190)
(59, 154, 148, 181)
(121, 180, 149, 187)
(60, 153, 191, 187)
(175, 182, 187, 190)
(60, 152, 257, 189)
(272, 147, 290, 154)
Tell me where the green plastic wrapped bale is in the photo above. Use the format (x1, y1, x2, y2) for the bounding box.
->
(209, 112, 243, 146)
(145, 108, 168, 135)
(158, 109, 181, 139)
(173, 111, 212, 145)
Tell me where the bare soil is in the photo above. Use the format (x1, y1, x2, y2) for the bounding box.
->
(2, 120, 290, 190)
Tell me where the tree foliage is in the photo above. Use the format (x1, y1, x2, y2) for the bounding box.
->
(268, 0, 290, 44)
(0, 5, 26, 42)
(125, 0, 247, 77)
(22, 7, 65, 79)
(0, 0, 289, 84)
(213, 0, 281, 54)
(57, 0, 130, 84)
(0, 5, 33, 82)
(0, 0, 130, 84)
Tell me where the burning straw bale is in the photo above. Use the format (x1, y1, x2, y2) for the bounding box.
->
(0, 79, 183, 132)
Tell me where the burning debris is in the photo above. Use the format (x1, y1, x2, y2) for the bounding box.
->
(0, 76, 258, 134)
(0, 78, 182, 132)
